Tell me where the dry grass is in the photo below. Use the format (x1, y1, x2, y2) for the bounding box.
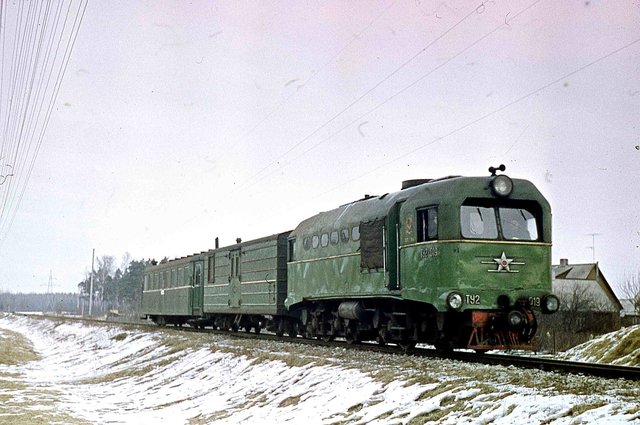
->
(0, 329, 39, 365)
(278, 395, 301, 408)
(599, 327, 640, 366)
(568, 400, 607, 417)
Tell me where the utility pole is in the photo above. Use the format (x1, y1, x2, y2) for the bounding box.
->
(46, 270, 54, 313)
(89, 248, 95, 316)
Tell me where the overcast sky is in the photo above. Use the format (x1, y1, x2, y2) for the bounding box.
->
(0, 0, 638, 294)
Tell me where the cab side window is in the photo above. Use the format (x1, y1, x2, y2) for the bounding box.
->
(417, 207, 438, 242)
(288, 238, 296, 261)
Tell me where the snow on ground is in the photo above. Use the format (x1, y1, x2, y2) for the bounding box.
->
(0, 314, 638, 425)
(557, 325, 640, 367)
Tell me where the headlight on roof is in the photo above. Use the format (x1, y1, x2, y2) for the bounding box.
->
(491, 175, 513, 197)
(446, 292, 463, 311)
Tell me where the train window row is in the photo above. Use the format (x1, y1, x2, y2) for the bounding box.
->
(300, 225, 361, 252)
(143, 266, 192, 291)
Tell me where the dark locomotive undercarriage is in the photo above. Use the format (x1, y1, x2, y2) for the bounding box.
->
(150, 298, 539, 352)
(285, 299, 538, 351)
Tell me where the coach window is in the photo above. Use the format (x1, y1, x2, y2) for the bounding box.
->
(288, 238, 296, 261)
(303, 237, 311, 250)
(144, 275, 149, 291)
(417, 207, 438, 242)
(340, 228, 349, 243)
(194, 263, 203, 287)
(352, 225, 360, 241)
(330, 230, 339, 245)
(312, 235, 319, 249)
(208, 256, 215, 283)
(321, 233, 329, 247)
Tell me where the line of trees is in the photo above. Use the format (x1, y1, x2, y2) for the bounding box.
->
(77, 254, 151, 318)
(0, 292, 79, 313)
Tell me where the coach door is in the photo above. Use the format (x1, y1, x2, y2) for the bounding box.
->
(192, 260, 204, 316)
(386, 201, 404, 290)
(229, 249, 241, 308)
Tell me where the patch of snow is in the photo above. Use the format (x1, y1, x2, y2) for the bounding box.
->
(0, 314, 638, 424)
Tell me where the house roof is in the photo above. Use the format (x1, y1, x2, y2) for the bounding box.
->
(552, 262, 623, 311)
(553, 263, 597, 280)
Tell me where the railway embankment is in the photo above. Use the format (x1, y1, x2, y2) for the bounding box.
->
(0, 313, 638, 424)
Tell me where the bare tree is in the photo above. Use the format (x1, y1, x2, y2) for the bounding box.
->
(619, 270, 640, 313)
(120, 252, 132, 274)
(538, 281, 619, 352)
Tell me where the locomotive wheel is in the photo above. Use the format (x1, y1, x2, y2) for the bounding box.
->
(398, 341, 416, 351)
(345, 332, 360, 345)
(319, 334, 334, 343)
(344, 323, 359, 345)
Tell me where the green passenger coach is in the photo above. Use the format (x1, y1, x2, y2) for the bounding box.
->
(143, 232, 293, 334)
(142, 252, 206, 326)
(285, 168, 557, 350)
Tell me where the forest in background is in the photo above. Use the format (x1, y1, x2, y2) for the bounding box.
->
(0, 254, 151, 318)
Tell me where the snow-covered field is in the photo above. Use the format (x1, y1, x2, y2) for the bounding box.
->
(0, 314, 638, 424)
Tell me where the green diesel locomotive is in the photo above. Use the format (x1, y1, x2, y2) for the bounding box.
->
(142, 166, 558, 351)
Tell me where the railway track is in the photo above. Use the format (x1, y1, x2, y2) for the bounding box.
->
(23, 314, 640, 381)
(219, 327, 640, 381)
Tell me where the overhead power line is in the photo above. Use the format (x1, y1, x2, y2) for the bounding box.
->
(316, 35, 640, 199)
(231, 0, 488, 194)
(235, 0, 542, 195)
(0, 0, 88, 248)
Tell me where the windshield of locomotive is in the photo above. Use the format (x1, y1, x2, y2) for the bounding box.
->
(460, 205, 539, 241)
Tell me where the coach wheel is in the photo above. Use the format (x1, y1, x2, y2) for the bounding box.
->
(254, 324, 262, 335)
(286, 322, 298, 337)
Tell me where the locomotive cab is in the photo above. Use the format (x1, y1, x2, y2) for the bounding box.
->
(398, 166, 558, 350)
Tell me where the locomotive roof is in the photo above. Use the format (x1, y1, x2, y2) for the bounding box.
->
(291, 175, 549, 236)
